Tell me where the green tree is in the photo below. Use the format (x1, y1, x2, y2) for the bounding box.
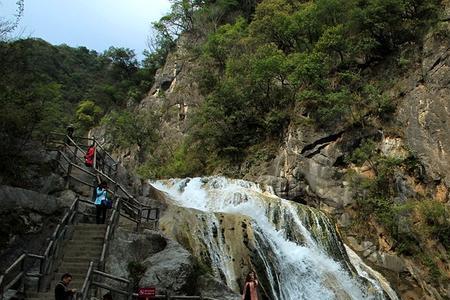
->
(102, 110, 160, 162)
(75, 100, 103, 130)
(103, 47, 139, 80)
(0, 0, 24, 40)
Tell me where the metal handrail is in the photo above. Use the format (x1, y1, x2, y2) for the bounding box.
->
(38, 196, 80, 291)
(2, 130, 157, 298)
(81, 269, 219, 300)
(79, 261, 94, 300)
(99, 198, 121, 271)
(49, 133, 159, 232)
(0, 196, 80, 298)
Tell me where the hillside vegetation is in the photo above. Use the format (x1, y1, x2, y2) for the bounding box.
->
(0, 38, 160, 184)
(127, 0, 440, 177)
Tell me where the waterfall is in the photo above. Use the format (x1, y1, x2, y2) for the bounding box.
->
(152, 176, 397, 300)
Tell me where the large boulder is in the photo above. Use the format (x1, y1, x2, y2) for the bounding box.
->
(139, 239, 194, 294)
(106, 228, 196, 295)
(0, 185, 70, 272)
(0, 185, 61, 214)
(196, 275, 240, 300)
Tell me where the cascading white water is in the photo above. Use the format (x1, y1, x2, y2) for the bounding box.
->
(152, 176, 396, 300)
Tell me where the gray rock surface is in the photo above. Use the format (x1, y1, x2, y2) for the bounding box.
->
(106, 228, 167, 278)
(106, 228, 197, 295)
(140, 239, 193, 294)
(0, 185, 60, 214)
(39, 173, 65, 195)
(196, 275, 240, 300)
(378, 253, 406, 273)
(398, 27, 450, 186)
(254, 124, 353, 210)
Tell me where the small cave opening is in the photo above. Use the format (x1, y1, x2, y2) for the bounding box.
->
(333, 155, 348, 168)
(160, 79, 172, 91)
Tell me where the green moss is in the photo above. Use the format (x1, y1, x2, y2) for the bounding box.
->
(128, 261, 147, 290)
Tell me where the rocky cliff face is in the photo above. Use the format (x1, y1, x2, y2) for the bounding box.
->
(248, 22, 450, 298)
(398, 25, 450, 188)
(134, 18, 450, 300)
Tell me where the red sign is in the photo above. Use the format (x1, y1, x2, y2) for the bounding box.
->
(138, 288, 156, 299)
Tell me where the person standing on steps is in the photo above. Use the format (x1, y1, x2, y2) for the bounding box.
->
(84, 142, 96, 167)
(95, 181, 108, 224)
(65, 124, 74, 145)
(55, 273, 76, 300)
(242, 271, 259, 300)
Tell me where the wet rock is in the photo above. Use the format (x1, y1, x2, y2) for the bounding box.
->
(347, 237, 365, 252)
(257, 175, 288, 197)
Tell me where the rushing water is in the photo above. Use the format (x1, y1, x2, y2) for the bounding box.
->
(152, 176, 397, 300)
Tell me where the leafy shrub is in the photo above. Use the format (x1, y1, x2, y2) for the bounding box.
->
(128, 261, 147, 290)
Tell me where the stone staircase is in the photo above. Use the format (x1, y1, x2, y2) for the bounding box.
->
(26, 223, 106, 300)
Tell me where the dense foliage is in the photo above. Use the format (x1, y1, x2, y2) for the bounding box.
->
(188, 0, 439, 165)
(347, 139, 450, 281)
(109, 0, 439, 178)
(0, 38, 155, 183)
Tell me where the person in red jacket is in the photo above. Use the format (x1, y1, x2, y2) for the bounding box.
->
(84, 145, 95, 167)
(242, 271, 259, 300)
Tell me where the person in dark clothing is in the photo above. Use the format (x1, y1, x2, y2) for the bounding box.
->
(65, 125, 75, 145)
(55, 273, 76, 300)
(103, 292, 113, 300)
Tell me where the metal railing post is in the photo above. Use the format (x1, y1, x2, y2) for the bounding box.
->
(93, 136, 97, 170)
(73, 146, 78, 163)
(136, 206, 142, 232)
(38, 256, 46, 292)
(65, 163, 73, 189)
(20, 253, 26, 294)
(1, 276, 5, 300)
(127, 281, 133, 300)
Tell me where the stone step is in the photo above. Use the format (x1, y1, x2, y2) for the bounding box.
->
(72, 228, 107, 235)
(63, 249, 102, 257)
(75, 223, 107, 229)
(30, 286, 81, 299)
(65, 240, 103, 247)
(62, 256, 99, 263)
(63, 247, 103, 255)
(59, 261, 93, 270)
(63, 243, 103, 250)
(71, 233, 105, 240)
(73, 226, 106, 231)
(72, 230, 105, 237)
(55, 272, 87, 281)
(49, 279, 85, 288)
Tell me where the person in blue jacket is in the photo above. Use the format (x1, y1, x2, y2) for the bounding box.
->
(95, 181, 108, 224)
